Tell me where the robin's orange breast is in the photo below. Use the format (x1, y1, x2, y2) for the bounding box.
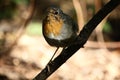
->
(42, 6, 79, 47)
(43, 15, 63, 37)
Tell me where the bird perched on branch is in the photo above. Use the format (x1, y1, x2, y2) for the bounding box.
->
(42, 6, 79, 64)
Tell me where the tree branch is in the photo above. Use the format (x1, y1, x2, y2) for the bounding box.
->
(33, 0, 120, 80)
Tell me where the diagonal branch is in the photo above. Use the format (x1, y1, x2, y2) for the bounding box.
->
(33, 0, 120, 80)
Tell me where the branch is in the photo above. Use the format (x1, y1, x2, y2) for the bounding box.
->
(33, 0, 120, 80)
(72, 0, 84, 30)
(85, 41, 120, 49)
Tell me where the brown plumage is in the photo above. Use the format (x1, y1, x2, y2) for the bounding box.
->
(42, 6, 79, 64)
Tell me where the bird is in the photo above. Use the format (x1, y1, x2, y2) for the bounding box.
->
(42, 6, 79, 64)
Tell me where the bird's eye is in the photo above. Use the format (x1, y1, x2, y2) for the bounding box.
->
(54, 11, 58, 15)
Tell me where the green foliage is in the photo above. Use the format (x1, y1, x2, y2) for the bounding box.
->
(103, 22, 112, 33)
(26, 22, 42, 36)
(12, 0, 29, 5)
(0, 0, 30, 19)
(0, 0, 16, 19)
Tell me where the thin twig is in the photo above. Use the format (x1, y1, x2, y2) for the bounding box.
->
(94, 0, 108, 49)
(72, 0, 84, 30)
(85, 41, 120, 49)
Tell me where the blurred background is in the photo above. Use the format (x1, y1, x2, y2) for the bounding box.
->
(0, 0, 120, 80)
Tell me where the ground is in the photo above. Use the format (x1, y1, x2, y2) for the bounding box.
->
(0, 34, 120, 80)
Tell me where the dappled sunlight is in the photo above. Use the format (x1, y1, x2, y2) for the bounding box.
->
(1, 34, 119, 80)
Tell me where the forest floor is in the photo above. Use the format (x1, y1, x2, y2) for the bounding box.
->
(0, 34, 120, 80)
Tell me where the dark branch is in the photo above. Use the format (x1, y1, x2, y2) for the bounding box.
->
(33, 0, 120, 80)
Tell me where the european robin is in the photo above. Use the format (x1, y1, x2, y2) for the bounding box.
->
(42, 6, 79, 63)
